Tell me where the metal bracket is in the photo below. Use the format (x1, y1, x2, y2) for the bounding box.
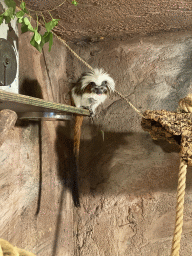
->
(18, 112, 72, 121)
(0, 89, 90, 122)
(0, 38, 17, 86)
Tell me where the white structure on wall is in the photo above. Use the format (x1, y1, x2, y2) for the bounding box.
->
(0, 0, 19, 94)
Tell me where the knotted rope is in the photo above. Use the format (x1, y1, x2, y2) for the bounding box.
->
(170, 94, 192, 255)
(142, 105, 192, 256)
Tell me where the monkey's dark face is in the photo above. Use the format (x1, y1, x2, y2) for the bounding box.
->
(85, 81, 108, 95)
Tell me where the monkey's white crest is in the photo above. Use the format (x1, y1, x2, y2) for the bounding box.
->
(81, 68, 115, 92)
(71, 68, 115, 116)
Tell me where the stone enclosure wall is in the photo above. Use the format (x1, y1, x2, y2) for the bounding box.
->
(1, 24, 192, 256)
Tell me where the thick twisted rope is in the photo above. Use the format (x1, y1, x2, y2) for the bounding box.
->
(171, 158, 188, 256)
(114, 90, 144, 118)
(0, 238, 36, 256)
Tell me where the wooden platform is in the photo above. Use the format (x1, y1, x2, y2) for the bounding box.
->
(0, 89, 90, 117)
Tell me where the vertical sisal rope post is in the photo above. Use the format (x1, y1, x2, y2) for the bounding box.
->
(141, 109, 192, 256)
(171, 158, 188, 256)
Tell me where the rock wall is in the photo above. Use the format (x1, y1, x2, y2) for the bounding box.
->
(1, 26, 192, 256)
(68, 31, 192, 256)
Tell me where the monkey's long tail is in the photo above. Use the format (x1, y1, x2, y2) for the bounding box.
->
(72, 115, 84, 207)
(74, 115, 84, 162)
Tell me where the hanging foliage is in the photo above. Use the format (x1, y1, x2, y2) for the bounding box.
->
(0, 0, 78, 52)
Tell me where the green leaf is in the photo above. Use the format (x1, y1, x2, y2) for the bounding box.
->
(17, 16, 23, 23)
(30, 31, 54, 52)
(42, 31, 53, 52)
(20, 17, 34, 33)
(20, 2, 25, 10)
(2, 7, 14, 24)
(21, 23, 28, 33)
(3, 7, 14, 18)
(4, 15, 12, 24)
(30, 34, 44, 52)
(5, 0, 16, 13)
(34, 30, 41, 44)
(0, 0, 16, 25)
(16, 10, 25, 18)
(28, 23, 35, 32)
(23, 17, 30, 25)
(42, 31, 51, 43)
(0, 16, 4, 25)
(30, 35, 36, 47)
(45, 19, 59, 32)
(48, 32, 53, 52)
(20, 2, 29, 14)
(72, 0, 78, 6)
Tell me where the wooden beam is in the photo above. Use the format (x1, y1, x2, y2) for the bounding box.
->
(0, 89, 90, 116)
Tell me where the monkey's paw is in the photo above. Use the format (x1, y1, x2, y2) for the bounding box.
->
(89, 109, 94, 117)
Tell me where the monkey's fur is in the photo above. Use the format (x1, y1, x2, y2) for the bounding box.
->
(71, 68, 115, 207)
(71, 68, 115, 115)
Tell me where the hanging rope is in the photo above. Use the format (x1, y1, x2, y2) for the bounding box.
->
(170, 95, 192, 256)
(171, 158, 187, 256)
(52, 32, 145, 118)
(53, 33, 95, 72)
(142, 108, 192, 256)
(0, 238, 36, 256)
(114, 90, 144, 118)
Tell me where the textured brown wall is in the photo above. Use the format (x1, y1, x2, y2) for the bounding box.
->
(68, 31, 192, 256)
(22, 0, 192, 42)
(0, 23, 75, 256)
(1, 16, 192, 256)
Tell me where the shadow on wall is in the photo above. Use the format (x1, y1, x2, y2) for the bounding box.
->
(21, 106, 192, 214)
(55, 124, 192, 203)
(77, 131, 192, 196)
(55, 122, 80, 207)
(19, 78, 43, 99)
(79, 131, 131, 193)
(17, 78, 43, 215)
(55, 123, 131, 207)
(14, 78, 44, 128)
